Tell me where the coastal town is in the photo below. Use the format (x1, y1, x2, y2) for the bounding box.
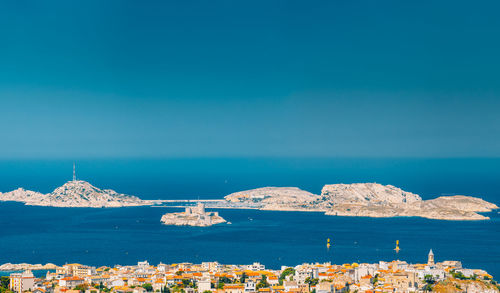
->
(1, 251, 498, 293)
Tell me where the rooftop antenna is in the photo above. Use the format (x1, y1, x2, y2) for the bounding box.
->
(73, 162, 76, 181)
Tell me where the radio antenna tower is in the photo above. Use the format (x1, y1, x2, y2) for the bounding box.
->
(73, 162, 76, 181)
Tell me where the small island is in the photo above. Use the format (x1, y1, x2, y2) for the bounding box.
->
(223, 183, 499, 221)
(160, 202, 226, 226)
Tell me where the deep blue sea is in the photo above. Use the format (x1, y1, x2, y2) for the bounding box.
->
(0, 158, 499, 277)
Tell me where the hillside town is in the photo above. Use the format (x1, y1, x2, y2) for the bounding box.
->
(1, 251, 498, 293)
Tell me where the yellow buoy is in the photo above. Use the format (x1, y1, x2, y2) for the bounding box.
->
(394, 240, 400, 252)
(327, 238, 331, 248)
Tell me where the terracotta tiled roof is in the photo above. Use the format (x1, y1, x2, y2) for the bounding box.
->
(61, 277, 84, 281)
(223, 285, 244, 289)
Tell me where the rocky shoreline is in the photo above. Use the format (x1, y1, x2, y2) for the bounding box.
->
(224, 183, 499, 221)
(0, 180, 151, 208)
(1, 180, 497, 221)
(0, 263, 58, 271)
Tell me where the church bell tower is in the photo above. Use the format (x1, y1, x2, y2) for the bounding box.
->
(427, 249, 435, 265)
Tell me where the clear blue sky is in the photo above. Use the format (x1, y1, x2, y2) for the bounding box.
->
(1, 0, 499, 158)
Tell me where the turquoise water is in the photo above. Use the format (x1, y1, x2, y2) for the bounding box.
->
(0, 159, 499, 277)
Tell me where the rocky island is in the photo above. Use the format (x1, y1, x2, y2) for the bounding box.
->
(161, 202, 226, 226)
(224, 183, 498, 220)
(0, 180, 150, 208)
(1, 177, 497, 221)
(0, 262, 58, 271)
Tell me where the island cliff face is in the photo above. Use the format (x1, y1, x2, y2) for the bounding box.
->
(224, 183, 498, 220)
(0, 180, 149, 208)
(224, 187, 319, 211)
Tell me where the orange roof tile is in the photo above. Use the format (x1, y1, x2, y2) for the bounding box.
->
(61, 277, 84, 281)
(223, 285, 244, 289)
